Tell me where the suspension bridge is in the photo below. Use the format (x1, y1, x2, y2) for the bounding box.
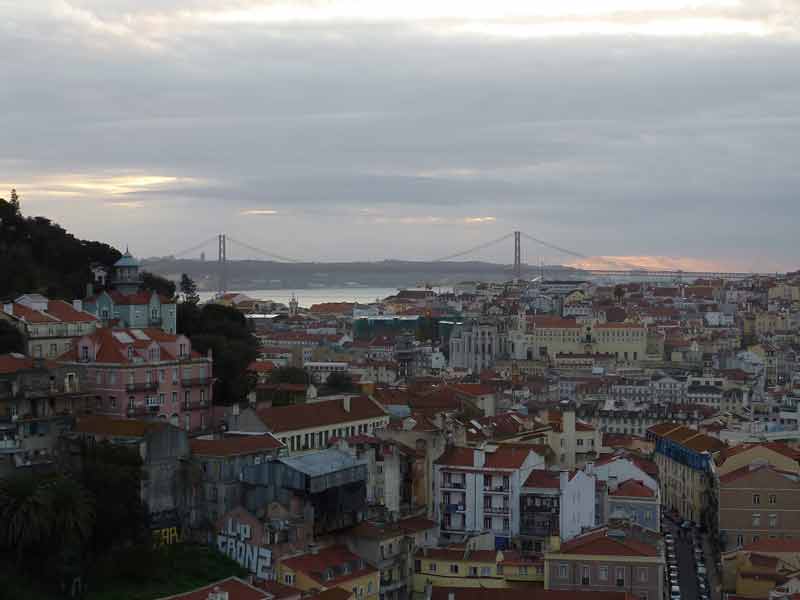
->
(166, 231, 765, 295)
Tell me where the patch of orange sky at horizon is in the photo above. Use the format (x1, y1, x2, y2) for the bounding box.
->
(566, 255, 742, 272)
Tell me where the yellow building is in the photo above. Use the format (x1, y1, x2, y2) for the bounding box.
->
(279, 545, 380, 600)
(518, 317, 647, 363)
(412, 547, 542, 595)
(721, 540, 800, 598)
(715, 442, 800, 477)
(768, 283, 800, 303)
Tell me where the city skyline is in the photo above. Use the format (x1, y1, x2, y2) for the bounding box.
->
(3, 1, 800, 270)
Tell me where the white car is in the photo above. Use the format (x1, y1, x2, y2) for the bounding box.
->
(697, 565, 707, 576)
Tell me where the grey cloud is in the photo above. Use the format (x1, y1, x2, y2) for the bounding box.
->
(2, 3, 800, 269)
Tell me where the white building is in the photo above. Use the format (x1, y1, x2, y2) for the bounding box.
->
(559, 469, 596, 541)
(433, 444, 545, 547)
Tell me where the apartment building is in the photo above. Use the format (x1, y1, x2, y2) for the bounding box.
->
(234, 396, 389, 454)
(278, 545, 380, 600)
(59, 327, 214, 431)
(718, 463, 800, 551)
(544, 526, 664, 600)
(606, 480, 660, 533)
(0, 353, 88, 474)
(190, 434, 285, 524)
(1, 294, 99, 359)
(346, 517, 439, 600)
(413, 547, 543, 593)
(433, 444, 545, 548)
(84, 251, 177, 333)
(646, 423, 726, 525)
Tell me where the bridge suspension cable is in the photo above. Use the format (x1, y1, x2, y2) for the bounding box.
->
(432, 232, 515, 263)
(170, 235, 220, 259)
(518, 232, 648, 272)
(226, 236, 301, 263)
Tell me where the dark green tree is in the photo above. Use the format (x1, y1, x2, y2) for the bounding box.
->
(325, 371, 355, 392)
(0, 473, 52, 566)
(177, 303, 258, 404)
(0, 321, 24, 354)
(142, 271, 176, 299)
(613, 284, 625, 304)
(180, 273, 200, 305)
(268, 366, 311, 385)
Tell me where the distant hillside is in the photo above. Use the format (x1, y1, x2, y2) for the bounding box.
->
(143, 257, 582, 291)
(0, 192, 121, 300)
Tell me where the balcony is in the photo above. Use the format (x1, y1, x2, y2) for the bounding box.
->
(441, 480, 466, 490)
(181, 377, 211, 388)
(483, 485, 510, 494)
(444, 503, 465, 513)
(126, 381, 158, 392)
(126, 404, 161, 417)
(521, 524, 557, 537)
(484, 505, 511, 515)
(183, 400, 210, 411)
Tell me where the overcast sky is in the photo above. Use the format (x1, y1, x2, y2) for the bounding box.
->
(2, 1, 800, 271)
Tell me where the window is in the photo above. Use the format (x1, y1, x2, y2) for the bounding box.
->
(577, 439, 584, 446)
(480, 567, 490, 576)
(599, 566, 608, 581)
(769, 514, 777, 528)
(615, 567, 625, 586)
(80, 345, 89, 361)
(96, 371, 103, 385)
(769, 494, 777, 504)
(109, 396, 116, 408)
(283, 574, 294, 585)
(158, 393, 165, 405)
(367, 582, 373, 594)
(429, 563, 437, 573)
(185, 390, 191, 405)
(736, 534, 744, 547)
(754, 494, 761, 505)
(638, 567, 648, 582)
(173, 368, 179, 383)
(753, 513, 761, 527)
(503, 518, 510, 531)
(581, 566, 589, 585)
(450, 564, 458, 574)
(558, 564, 568, 579)
(752, 535, 760, 543)
(159, 369, 165, 383)
(469, 567, 478, 577)
(414, 560, 421, 573)
(172, 391, 177, 404)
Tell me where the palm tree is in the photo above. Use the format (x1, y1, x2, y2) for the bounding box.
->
(42, 475, 95, 547)
(0, 473, 53, 563)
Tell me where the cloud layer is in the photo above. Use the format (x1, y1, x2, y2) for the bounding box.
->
(2, 1, 800, 269)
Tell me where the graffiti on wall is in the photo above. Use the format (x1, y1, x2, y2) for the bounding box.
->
(216, 516, 271, 578)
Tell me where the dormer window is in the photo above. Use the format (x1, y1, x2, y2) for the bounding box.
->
(80, 346, 90, 361)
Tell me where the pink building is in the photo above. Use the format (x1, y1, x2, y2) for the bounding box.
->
(59, 327, 213, 431)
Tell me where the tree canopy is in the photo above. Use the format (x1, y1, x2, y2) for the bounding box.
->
(177, 302, 258, 404)
(0, 192, 120, 299)
(141, 272, 177, 299)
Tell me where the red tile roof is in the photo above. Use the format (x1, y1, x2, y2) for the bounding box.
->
(610, 480, 654, 498)
(156, 577, 268, 600)
(0, 354, 57, 374)
(253, 580, 301, 600)
(743, 539, 800, 553)
(281, 545, 377, 587)
(430, 588, 634, 600)
(257, 396, 386, 433)
(435, 445, 536, 470)
(523, 469, 560, 489)
(190, 435, 283, 457)
(529, 316, 581, 329)
(558, 527, 658, 557)
(718, 463, 799, 485)
(449, 383, 495, 397)
(716, 442, 800, 466)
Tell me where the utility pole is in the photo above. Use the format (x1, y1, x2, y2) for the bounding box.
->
(514, 230, 521, 280)
(218, 233, 227, 296)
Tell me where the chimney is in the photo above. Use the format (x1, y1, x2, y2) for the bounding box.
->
(72, 299, 83, 312)
(2, 303, 12, 316)
(343, 396, 351, 413)
(474, 448, 485, 468)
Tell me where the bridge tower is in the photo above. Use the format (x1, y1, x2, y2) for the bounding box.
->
(217, 233, 227, 296)
(514, 230, 521, 280)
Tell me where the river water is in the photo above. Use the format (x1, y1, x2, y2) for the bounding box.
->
(198, 287, 403, 308)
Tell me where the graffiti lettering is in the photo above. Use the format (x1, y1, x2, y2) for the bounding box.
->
(215, 516, 270, 579)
